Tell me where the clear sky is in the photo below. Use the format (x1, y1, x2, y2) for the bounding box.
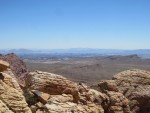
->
(0, 0, 150, 49)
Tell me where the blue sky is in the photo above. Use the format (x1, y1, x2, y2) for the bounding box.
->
(0, 0, 150, 49)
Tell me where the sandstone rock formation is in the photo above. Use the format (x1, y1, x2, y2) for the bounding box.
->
(27, 71, 80, 103)
(27, 70, 132, 113)
(0, 60, 9, 72)
(0, 53, 28, 87)
(96, 80, 131, 113)
(113, 69, 150, 113)
(0, 68, 31, 113)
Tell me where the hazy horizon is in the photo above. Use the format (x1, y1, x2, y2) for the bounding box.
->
(0, 48, 150, 51)
(0, 0, 150, 49)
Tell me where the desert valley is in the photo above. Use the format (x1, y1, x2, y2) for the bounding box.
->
(0, 52, 150, 113)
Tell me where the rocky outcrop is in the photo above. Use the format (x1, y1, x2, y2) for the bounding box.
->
(96, 80, 131, 113)
(27, 71, 80, 103)
(0, 53, 28, 87)
(0, 68, 31, 113)
(0, 60, 9, 72)
(27, 71, 132, 113)
(113, 69, 150, 113)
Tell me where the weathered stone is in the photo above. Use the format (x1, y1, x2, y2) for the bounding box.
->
(30, 105, 38, 113)
(0, 100, 13, 113)
(0, 70, 31, 113)
(86, 89, 109, 104)
(32, 90, 50, 104)
(1, 69, 23, 93)
(96, 80, 131, 113)
(106, 91, 130, 113)
(98, 80, 118, 92)
(45, 101, 104, 113)
(78, 83, 89, 94)
(0, 60, 9, 72)
(27, 71, 80, 103)
(113, 69, 150, 113)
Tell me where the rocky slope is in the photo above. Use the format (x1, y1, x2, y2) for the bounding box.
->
(0, 54, 150, 113)
(0, 53, 28, 87)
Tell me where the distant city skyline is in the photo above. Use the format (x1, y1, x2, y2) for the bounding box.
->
(0, 0, 150, 49)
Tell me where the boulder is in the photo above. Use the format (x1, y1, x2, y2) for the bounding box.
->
(106, 91, 130, 113)
(0, 60, 9, 72)
(98, 80, 118, 92)
(0, 70, 31, 113)
(96, 80, 131, 113)
(32, 90, 50, 104)
(113, 69, 150, 113)
(27, 71, 80, 103)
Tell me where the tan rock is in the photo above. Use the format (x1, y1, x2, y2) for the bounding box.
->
(33, 93, 104, 113)
(48, 94, 74, 103)
(0, 60, 9, 72)
(30, 105, 38, 113)
(86, 89, 109, 104)
(78, 83, 89, 94)
(0, 100, 13, 113)
(36, 102, 44, 108)
(113, 69, 150, 113)
(1, 69, 23, 93)
(96, 80, 131, 113)
(32, 90, 50, 104)
(28, 71, 79, 103)
(0, 70, 31, 113)
(98, 80, 118, 92)
(45, 101, 104, 113)
(106, 91, 130, 113)
(36, 109, 46, 113)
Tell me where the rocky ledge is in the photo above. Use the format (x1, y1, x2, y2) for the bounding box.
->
(0, 54, 150, 113)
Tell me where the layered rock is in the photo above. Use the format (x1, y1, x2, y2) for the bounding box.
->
(0, 100, 13, 113)
(113, 69, 150, 113)
(27, 70, 132, 113)
(2, 69, 23, 93)
(0, 53, 28, 87)
(0, 60, 9, 72)
(27, 71, 80, 103)
(0, 69, 31, 113)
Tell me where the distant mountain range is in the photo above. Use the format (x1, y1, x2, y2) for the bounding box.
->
(0, 48, 150, 57)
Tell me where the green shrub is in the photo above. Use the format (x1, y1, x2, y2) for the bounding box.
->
(23, 89, 38, 106)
